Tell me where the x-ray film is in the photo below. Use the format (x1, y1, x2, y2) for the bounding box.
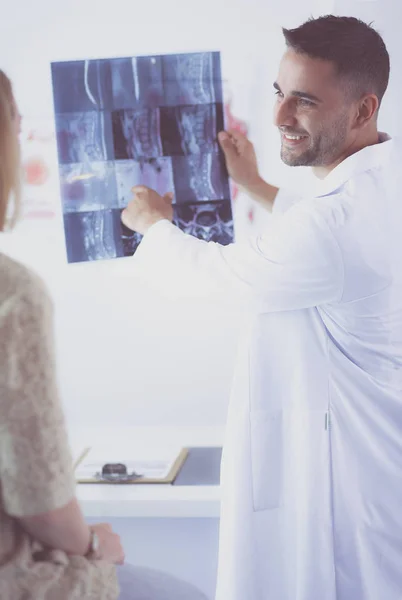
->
(51, 52, 233, 263)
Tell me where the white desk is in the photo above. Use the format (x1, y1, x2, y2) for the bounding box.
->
(70, 425, 223, 519)
(69, 425, 223, 598)
(77, 484, 220, 518)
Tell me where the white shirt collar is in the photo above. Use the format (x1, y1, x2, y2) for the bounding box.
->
(312, 132, 393, 198)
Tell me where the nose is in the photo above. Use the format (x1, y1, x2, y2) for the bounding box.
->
(273, 98, 298, 129)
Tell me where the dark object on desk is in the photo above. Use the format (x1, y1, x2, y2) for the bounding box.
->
(102, 463, 127, 476)
(173, 447, 222, 486)
(98, 462, 141, 483)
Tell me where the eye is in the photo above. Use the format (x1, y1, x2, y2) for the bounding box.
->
(274, 90, 284, 100)
(298, 98, 315, 108)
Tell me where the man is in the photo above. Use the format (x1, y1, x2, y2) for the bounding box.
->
(122, 15, 402, 600)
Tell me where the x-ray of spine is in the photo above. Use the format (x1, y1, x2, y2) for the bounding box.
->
(174, 201, 234, 245)
(51, 51, 233, 263)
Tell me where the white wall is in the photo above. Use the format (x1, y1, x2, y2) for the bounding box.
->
(1, 0, 400, 429)
(333, 0, 402, 137)
(0, 0, 335, 430)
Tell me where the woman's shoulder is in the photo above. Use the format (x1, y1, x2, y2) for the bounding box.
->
(0, 253, 50, 315)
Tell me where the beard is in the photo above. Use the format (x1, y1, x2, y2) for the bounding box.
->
(280, 112, 350, 167)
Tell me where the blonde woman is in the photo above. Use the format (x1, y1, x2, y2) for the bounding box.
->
(0, 71, 207, 600)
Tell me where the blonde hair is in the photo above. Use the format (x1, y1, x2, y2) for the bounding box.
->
(0, 71, 21, 231)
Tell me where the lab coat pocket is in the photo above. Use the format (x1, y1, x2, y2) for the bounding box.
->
(250, 410, 283, 512)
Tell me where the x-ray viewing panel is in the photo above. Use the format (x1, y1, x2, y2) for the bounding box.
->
(51, 52, 233, 263)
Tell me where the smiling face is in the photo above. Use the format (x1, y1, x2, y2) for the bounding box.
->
(273, 49, 355, 168)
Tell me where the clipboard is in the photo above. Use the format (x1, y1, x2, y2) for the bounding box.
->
(74, 447, 189, 485)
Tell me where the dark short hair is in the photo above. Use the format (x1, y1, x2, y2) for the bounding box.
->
(283, 15, 390, 106)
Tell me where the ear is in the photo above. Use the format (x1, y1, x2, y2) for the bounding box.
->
(355, 94, 379, 128)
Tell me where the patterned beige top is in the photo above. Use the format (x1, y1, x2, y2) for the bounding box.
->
(0, 252, 119, 600)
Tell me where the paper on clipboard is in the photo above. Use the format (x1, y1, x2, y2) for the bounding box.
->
(74, 446, 188, 484)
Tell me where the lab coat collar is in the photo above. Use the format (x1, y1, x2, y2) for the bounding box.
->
(313, 132, 393, 198)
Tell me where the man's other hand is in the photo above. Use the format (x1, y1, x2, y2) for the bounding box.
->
(218, 130, 261, 189)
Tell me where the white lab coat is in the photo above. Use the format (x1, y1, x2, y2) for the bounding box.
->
(132, 134, 402, 600)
